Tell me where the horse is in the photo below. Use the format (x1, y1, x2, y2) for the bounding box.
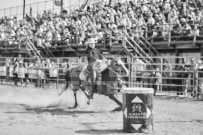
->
(58, 57, 129, 110)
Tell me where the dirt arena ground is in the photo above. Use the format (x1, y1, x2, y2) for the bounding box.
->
(0, 85, 203, 135)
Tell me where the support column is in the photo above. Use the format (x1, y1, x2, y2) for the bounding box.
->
(200, 44, 203, 60)
(175, 46, 179, 64)
(23, 0, 26, 19)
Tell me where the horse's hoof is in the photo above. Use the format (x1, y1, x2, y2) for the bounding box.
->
(68, 105, 77, 109)
(87, 101, 90, 105)
(89, 94, 94, 99)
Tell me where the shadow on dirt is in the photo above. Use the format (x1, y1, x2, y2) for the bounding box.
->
(5, 107, 102, 116)
(155, 120, 203, 124)
(75, 129, 124, 135)
(155, 95, 203, 102)
(27, 108, 100, 116)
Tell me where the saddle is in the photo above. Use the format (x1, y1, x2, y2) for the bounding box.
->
(79, 60, 108, 81)
(79, 66, 102, 86)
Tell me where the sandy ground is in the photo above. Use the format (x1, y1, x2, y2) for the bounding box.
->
(0, 85, 203, 135)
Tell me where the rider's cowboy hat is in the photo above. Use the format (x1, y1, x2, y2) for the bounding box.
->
(87, 38, 96, 44)
(87, 38, 96, 48)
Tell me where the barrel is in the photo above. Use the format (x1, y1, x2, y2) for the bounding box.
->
(123, 87, 154, 133)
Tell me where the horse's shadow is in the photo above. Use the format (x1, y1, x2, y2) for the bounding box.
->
(75, 129, 124, 135)
(155, 95, 202, 102)
(24, 107, 99, 116)
(24, 106, 122, 115)
(5, 103, 122, 116)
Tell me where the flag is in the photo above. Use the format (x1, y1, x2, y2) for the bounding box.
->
(30, 6, 32, 16)
(25, 14, 31, 22)
(54, 0, 63, 6)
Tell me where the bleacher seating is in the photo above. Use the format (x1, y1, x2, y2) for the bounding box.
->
(0, 0, 203, 53)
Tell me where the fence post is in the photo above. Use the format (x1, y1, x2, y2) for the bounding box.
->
(56, 58, 59, 89)
(196, 69, 199, 97)
(16, 6, 18, 17)
(168, 24, 171, 46)
(10, 7, 12, 17)
(194, 66, 197, 97)
(110, 32, 112, 47)
(160, 57, 163, 92)
(193, 24, 197, 46)
(128, 57, 132, 87)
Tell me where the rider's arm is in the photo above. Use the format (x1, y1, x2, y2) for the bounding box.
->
(97, 49, 105, 60)
(87, 49, 97, 62)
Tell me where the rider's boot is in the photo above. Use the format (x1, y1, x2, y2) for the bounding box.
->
(89, 68, 95, 99)
(93, 84, 98, 93)
(89, 84, 97, 99)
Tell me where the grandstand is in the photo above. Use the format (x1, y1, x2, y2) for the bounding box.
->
(0, 0, 203, 63)
(1, 0, 203, 98)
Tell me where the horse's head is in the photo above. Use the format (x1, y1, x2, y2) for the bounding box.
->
(109, 57, 129, 77)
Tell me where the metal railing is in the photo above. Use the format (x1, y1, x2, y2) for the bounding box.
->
(0, 56, 203, 99)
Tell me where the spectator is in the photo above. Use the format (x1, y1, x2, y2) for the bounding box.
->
(18, 61, 25, 86)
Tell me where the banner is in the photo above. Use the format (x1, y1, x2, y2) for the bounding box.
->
(54, 0, 63, 6)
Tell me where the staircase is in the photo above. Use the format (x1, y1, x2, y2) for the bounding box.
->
(41, 43, 55, 58)
(122, 31, 155, 64)
(122, 31, 169, 65)
(26, 38, 55, 59)
(138, 36, 169, 64)
(26, 38, 44, 59)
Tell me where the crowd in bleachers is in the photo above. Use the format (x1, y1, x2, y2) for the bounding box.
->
(0, 0, 203, 49)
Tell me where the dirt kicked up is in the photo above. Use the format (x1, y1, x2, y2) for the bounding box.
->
(0, 85, 89, 108)
(0, 85, 203, 135)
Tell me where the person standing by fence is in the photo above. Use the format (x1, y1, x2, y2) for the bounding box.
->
(155, 67, 162, 93)
(24, 62, 29, 87)
(13, 58, 19, 86)
(189, 58, 197, 97)
(61, 59, 69, 82)
(18, 61, 25, 86)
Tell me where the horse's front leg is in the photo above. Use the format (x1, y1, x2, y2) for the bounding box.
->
(73, 90, 78, 108)
(58, 82, 69, 96)
(80, 85, 91, 105)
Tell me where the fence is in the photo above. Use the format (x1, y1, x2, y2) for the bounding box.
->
(0, 56, 203, 98)
(0, 0, 83, 19)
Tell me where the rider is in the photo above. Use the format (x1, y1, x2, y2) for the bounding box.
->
(86, 38, 105, 97)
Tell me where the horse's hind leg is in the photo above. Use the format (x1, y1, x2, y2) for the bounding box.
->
(73, 90, 78, 108)
(80, 84, 91, 105)
(108, 94, 122, 111)
(108, 94, 122, 107)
